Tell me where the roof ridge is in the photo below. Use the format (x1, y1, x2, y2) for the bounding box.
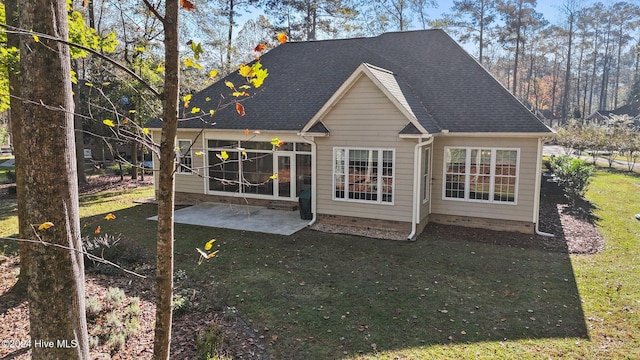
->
(362, 63, 394, 75)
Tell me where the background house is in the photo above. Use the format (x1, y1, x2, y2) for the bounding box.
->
(147, 29, 553, 239)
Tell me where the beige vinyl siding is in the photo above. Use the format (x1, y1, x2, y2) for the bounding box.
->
(175, 131, 206, 194)
(315, 74, 416, 223)
(151, 130, 206, 194)
(430, 136, 539, 223)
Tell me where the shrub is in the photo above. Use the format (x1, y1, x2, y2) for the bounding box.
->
(104, 287, 126, 309)
(87, 291, 141, 352)
(83, 233, 148, 274)
(172, 289, 190, 316)
(86, 296, 103, 318)
(5, 169, 16, 183)
(106, 333, 125, 351)
(549, 155, 593, 198)
(195, 323, 228, 360)
(126, 297, 140, 316)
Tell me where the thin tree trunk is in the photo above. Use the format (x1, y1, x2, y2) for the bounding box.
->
(561, 12, 573, 123)
(511, 0, 523, 95)
(5, 0, 29, 295)
(153, 0, 180, 357)
(599, 20, 612, 110)
(479, 0, 485, 64)
(613, 28, 624, 108)
(226, 0, 234, 73)
(18, 0, 89, 358)
(72, 61, 87, 186)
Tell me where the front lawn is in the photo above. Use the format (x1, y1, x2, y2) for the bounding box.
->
(1, 169, 639, 359)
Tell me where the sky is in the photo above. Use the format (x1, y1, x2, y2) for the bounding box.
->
(238, 0, 595, 33)
(430, 0, 576, 24)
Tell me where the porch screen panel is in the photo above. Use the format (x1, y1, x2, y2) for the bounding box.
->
(209, 150, 239, 192)
(242, 152, 274, 195)
(445, 148, 466, 199)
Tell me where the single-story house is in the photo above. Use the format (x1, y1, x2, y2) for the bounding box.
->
(146, 29, 553, 240)
(586, 101, 640, 126)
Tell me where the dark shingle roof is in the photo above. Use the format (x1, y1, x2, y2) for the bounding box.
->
(147, 29, 551, 134)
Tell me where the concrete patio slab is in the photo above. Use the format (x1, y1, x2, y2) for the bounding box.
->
(147, 202, 310, 235)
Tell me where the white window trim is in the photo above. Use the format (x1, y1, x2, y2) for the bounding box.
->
(442, 147, 520, 205)
(332, 147, 395, 205)
(177, 139, 193, 175)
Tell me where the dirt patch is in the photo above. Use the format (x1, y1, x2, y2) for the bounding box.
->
(0, 261, 269, 360)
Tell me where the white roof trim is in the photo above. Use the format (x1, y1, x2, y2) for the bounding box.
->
(435, 131, 556, 138)
(300, 63, 429, 135)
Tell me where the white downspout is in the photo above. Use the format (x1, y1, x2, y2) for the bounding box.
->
(308, 140, 318, 226)
(408, 136, 434, 241)
(534, 137, 554, 237)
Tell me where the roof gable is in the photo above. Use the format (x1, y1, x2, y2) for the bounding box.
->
(301, 63, 436, 136)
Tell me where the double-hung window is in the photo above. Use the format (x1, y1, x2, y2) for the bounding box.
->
(177, 139, 193, 174)
(443, 147, 518, 204)
(334, 148, 394, 204)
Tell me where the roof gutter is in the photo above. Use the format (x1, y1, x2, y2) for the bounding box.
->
(408, 135, 434, 241)
(435, 131, 555, 138)
(307, 140, 318, 227)
(533, 137, 554, 237)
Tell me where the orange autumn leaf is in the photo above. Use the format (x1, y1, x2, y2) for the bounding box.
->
(104, 213, 116, 221)
(94, 226, 101, 235)
(82, 0, 87, 6)
(277, 32, 288, 44)
(180, 0, 196, 10)
(235, 102, 245, 117)
(254, 43, 266, 52)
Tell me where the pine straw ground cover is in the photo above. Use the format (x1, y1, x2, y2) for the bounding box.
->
(1, 169, 639, 359)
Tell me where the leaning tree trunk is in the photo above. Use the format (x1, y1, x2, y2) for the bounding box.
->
(18, 0, 90, 358)
(153, 0, 180, 358)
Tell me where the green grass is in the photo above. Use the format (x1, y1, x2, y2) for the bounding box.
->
(1, 170, 639, 359)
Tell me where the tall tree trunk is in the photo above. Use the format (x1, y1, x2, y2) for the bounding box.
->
(599, 20, 612, 110)
(131, 141, 138, 180)
(613, 28, 624, 108)
(5, 0, 29, 295)
(561, 12, 573, 123)
(479, 0, 485, 64)
(18, 0, 89, 358)
(511, 0, 523, 95)
(153, 0, 180, 358)
(576, 35, 585, 118)
(226, 0, 234, 73)
(72, 61, 87, 186)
